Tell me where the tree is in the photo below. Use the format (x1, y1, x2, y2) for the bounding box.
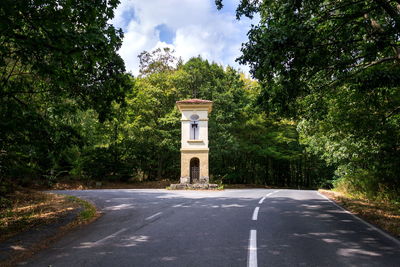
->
(217, 0, 400, 114)
(75, 50, 330, 187)
(1, 0, 130, 119)
(138, 47, 179, 77)
(217, 0, 400, 198)
(0, 0, 131, 187)
(127, 52, 331, 187)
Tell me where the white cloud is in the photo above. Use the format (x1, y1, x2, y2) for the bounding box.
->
(110, 0, 257, 76)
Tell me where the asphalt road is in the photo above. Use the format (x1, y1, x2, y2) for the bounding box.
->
(21, 189, 400, 267)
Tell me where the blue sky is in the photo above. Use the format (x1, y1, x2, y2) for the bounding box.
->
(110, 0, 258, 75)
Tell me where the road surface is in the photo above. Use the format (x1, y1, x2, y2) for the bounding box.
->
(21, 189, 400, 267)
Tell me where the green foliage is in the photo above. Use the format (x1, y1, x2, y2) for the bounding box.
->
(1, 0, 130, 120)
(68, 49, 330, 187)
(67, 195, 97, 221)
(0, 0, 132, 187)
(229, 0, 400, 113)
(1, 4, 333, 190)
(138, 47, 179, 76)
(220, 0, 400, 199)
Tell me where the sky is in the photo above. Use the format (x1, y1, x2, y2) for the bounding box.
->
(110, 0, 258, 76)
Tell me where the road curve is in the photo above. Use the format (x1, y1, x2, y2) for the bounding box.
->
(21, 189, 400, 267)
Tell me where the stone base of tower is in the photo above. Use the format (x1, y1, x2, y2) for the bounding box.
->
(179, 176, 209, 184)
(169, 183, 219, 190)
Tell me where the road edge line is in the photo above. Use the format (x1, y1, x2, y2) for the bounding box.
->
(317, 192, 400, 247)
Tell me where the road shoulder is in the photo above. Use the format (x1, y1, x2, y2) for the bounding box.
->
(319, 189, 400, 241)
(0, 192, 100, 267)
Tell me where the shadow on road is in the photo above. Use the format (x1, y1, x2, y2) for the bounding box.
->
(21, 190, 400, 267)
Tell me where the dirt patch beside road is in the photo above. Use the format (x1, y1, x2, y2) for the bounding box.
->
(0, 190, 100, 266)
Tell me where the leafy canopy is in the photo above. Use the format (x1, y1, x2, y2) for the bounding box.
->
(218, 0, 400, 115)
(0, 0, 132, 186)
(217, 0, 400, 198)
(0, 0, 131, 120)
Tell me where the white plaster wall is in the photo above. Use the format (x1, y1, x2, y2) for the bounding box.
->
(181, 121, 190, 146)
(180, 110, 209, 149)
(181, 110, 208, 120)
(198, 120, 208, 146)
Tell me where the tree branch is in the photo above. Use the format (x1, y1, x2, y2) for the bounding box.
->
(321, 0, 366, 16)
(11, 95, 28, 107)
(385, 105, 400, 119)
(1, 60, 18, 88)
(3, 89, 52, 95)
(373, 0, 400, 24)
(362, 56, 397, 68)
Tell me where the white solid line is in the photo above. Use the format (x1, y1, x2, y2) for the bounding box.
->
(145, 212, 162, 221)
(247, 230, 257, 267)
(252, 207, 260, 221)
(258, 196, 266, 204)
(317, 192, 400, 247)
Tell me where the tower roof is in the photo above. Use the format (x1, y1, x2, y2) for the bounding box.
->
(176, 99, 212, 104)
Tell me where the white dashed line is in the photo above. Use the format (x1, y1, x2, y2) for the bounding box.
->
(252, 207, 260, 221)
(250, 190, 280, 266)
(247, 230, 257, 267)
(258, 197, 266, 204)
(259, 190, 280, 204)
(145, 212, 162, 221)
(94, 228, 127, 245)
(172, 203, 184, 207)
(266, 190, 280, 197)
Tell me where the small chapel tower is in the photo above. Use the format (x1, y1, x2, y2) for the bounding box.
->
(176, 99, 212, 185)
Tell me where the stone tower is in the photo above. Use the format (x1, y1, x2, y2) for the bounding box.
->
(175, 99, 213, 187)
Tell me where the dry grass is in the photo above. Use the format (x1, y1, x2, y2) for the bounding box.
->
(319, 189, 400, 238)
(50, 180, 173, 190)
(0, 190, 100, 267)
(0, 190, 79, 242)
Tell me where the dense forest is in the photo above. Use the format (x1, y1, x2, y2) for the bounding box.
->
(1, 0, 399, 202)
(1, 42, 333, 191)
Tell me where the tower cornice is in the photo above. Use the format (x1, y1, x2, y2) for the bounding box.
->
(176, 99, 213, 113)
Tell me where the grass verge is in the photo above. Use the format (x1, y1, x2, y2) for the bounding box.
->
(319, 189, 400, 238)
(66, 195, 98, 222)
